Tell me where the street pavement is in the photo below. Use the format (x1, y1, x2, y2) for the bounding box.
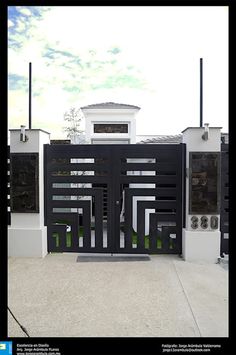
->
(8, 254, 228, 337)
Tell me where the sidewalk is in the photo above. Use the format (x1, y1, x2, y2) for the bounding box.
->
(8, 254, 228, 337)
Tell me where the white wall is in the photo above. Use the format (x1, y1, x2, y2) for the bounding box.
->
(83, 108, 138, 144)
(182, 127, 222, 262)
(8, 129, 50, 257)
(182, 127, 221, 230)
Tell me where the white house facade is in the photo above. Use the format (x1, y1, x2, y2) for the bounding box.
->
(80, 102, 140, 144)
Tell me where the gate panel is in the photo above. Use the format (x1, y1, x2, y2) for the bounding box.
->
(113, 144, 185, 254)
(45, 144, 113, 253)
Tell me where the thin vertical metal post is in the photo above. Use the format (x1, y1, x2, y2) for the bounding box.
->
(200, 58, 203, 127)
(29, 62, 32, 129)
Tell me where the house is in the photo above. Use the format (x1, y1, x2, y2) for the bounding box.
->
(72, 102, 140, 144)
(59, 101, 228, 146)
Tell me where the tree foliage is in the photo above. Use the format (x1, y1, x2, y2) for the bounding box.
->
(63, 107, 84, 139)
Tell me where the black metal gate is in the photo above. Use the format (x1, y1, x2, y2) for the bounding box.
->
(220, 143, 229, 255)
(44, 144, 185, 254)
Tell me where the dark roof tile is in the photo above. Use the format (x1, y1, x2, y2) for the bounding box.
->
(137, 134, 182, 144)
(137, 133, 228, 144)
(81, 102, 140, 110)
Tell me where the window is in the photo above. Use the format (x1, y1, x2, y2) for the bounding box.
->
(94, 124, 128, 133)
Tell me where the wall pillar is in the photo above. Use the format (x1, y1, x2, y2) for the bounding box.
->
(182, 126, 222, 263)
(8, 129, 50, 257)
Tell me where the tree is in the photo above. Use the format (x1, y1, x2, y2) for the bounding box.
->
(63, 107, 84, 140)
(62, 107, 88, 204)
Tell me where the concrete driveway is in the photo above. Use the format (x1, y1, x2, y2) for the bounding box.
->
(8, 254, 228, 337)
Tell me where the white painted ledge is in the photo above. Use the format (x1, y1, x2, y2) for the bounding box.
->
(182, 229, 221, 263)
(8, 227, 48, 257)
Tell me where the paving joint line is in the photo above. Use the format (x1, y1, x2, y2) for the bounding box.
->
(172, 260, 202, 337)
(8, 307, 29, 337)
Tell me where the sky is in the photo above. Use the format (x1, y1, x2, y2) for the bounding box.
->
(8, 6, 228, 139)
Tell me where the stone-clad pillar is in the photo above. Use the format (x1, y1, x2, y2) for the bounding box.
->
(182, 126, 222, 263)
(8, 129, 50, 257)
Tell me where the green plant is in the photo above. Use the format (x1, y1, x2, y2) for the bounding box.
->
(131, 230, 162, 249)
(53, 226, 174, 250)
(53, 226, 84, 248)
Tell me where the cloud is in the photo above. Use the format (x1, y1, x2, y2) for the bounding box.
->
(17, 7, 32, 16)
(8, 20, 14, 28)
(16, 18, 26, 32)
(8, 74, 28, 91)
(8, 6, 228, 138)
